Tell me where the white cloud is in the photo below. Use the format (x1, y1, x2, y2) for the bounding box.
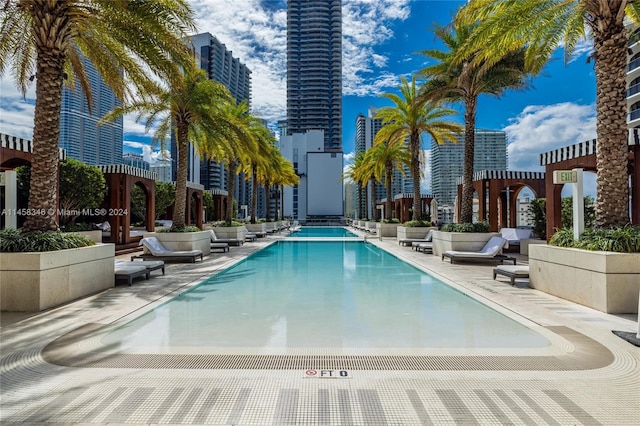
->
(0, 78, 36, 139)
(503, 102, 597, 171)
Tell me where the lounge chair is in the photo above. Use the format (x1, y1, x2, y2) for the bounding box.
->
(209, 229, 243, 246)
(493, 265, 530, 286)
(400, 229, 434, 247)
(114, 263, 149, 286)
(116, 259, 165, 276)
(413, 241, 433, 253)
(442, 236, 516, 265)
(132, 237, 203, 263)
(245, 233, 258, 242)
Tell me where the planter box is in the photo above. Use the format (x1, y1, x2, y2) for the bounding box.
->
(245, 223, 267, 234)
(520, 238, 547, 255)
(1, 244, 115, 312)
(265, 222, 278, 233)
(145, 230, 211, 256)
(365, 221, 378, 233)
(529, 245, 640, 314)
(432, 231, 502, 256)
(70, 230, 103, 243)
(211, 226, 247, 241)
(376, 223, 399, 237)
(396, 226, 437, 243)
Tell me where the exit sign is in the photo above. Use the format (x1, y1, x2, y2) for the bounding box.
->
(553, 170, 577, 184)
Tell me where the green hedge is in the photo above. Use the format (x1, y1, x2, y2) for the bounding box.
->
(550, 226, 640, 253)
(0, 228, 95, 252)
(402, 220, 433, 227)
(440, 222, 490, 233)
(157, 225, 201, 233)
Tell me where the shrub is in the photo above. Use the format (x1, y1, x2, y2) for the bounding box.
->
(0, 228, 95, 252)
(441, 221, 490, 233)
(381, 218, 400, 224)
(60, 222, 92, 232)
(157, 225, 201, 233)
(402, 220, 433, 227)
(550, 226, 640, 253)
(210, 220, 245, 227)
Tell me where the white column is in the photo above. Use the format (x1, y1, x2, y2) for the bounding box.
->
(572, 168, 584, 240)
(1, 171, 18, 229)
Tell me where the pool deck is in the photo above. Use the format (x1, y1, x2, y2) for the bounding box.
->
(1, 230, 638, 425)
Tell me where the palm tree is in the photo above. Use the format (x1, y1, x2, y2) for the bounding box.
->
(342, 152, 368, 219)
(418, 21, 532, 224)
(376, 76, 462, 221)
(365, 139, 410, 221)
(240, 121, 276, 223)
(455, 0, 639, 228)
(271, 154, 299, 220)
(210, 100, 257, 224)
(0, 0, 195, 232)
(104, 65, 236, 229)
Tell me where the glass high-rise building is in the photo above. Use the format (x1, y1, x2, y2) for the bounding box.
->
(431, 129, 508, 206)
(59, 57, 122, 165)
(287, 0, 342, 151)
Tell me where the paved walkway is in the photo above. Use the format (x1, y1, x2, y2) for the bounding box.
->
(1, 231, 638, 425)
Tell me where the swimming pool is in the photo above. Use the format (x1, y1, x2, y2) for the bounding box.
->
(288, 226, 357, 237)
(102, 241, 550, 353)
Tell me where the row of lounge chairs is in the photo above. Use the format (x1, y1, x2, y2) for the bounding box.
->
(395, 230, 529, 286)
(116, 225, 287, 285)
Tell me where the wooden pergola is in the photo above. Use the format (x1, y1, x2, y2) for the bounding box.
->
(98, 164, 156, 248)
(388, 193, 435, 223)
(456, 170, 546, 232)
(540, 132, 640, 239)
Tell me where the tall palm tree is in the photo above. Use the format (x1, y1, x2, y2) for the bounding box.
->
(271, 154, 299, 220)
(0, 0, 195, 232)
(342, 152, 368, 220)
(455, 0, 640, 228)
(240, 121, 276, 223)
(418, 21, 532, 224)
(353, 152, 382, 221)
(104, 65, 235, 229)
(376, 76, 462, 221)
(367, 138, 411, 221)
(210, 100, 257, 224)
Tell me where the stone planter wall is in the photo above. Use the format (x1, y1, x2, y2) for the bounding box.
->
(529, 245, 640, 314)
(520, 238, 547, 255)
(431, 231, 502, 256)
(211, 226, 247, 241)
(70, 230, 103, 243)
(376, 223, 399, 237)
(145, 230, 211, 256)
(245, 223, 266, 233)
(365, 221, 378, 233)
(396, 227, 437, 243)
(1, 243, 115, 312)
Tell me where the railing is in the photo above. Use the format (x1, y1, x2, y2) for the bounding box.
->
(628, 57, 640, 72)
(628, 82, 640, 97)
(628, 109, 640, 122)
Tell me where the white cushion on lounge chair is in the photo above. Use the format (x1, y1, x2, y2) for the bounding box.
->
(444, 236, 507, 258)
(140, 237, 202, 257)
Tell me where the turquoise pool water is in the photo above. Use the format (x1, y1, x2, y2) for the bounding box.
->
(102, 241, 550, 351)
(288, 226, 357, 237)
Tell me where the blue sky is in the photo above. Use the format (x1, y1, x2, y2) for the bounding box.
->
(0, 0, 599, 190)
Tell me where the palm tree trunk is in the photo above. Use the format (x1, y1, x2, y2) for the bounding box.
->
(385, 161, 393, 221)
(265, 181, 271, 221)
(410, 130, 422, 220)
(251, 164, 258, 224)
(23, 66, 66, 232)
(371, 181, 378, 220)
(172, 123, 189, 228)
(275, 185, 280, 220)
(357, 182, 365, 219)
(23, 2, 71, 232)
(226, 159, 237, 223)
(593, 21, 629, 228)
(460, 95, 477, 224)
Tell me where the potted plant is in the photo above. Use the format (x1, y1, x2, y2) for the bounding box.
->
(529, 227, 640, 314)
(397, 220, 436, 244)
(376, 218, 400, 237)
(0, 229, 114, 312)
(146, 225, 211, 257)
(432, 222, 501, 256)
(208, 220, 248, 241)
